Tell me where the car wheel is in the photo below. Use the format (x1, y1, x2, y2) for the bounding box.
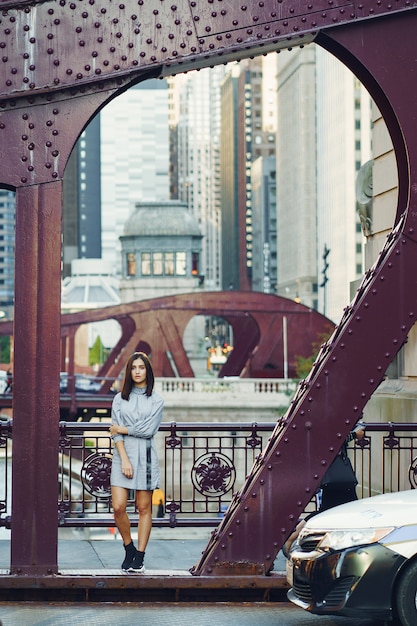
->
(395, 561, 417, 626)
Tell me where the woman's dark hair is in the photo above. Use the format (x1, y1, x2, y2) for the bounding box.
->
(121, 352, 154, 400)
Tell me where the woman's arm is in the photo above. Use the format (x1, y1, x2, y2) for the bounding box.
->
(114, 439, 133, 479)
(110, 423, 128, 436)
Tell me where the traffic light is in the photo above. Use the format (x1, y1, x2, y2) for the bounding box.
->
(320, 245, 330, 288)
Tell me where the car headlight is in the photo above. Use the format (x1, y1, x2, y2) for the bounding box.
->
(318, 527, 394, 551)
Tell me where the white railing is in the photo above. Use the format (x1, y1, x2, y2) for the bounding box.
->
(156, 377, 297, 409)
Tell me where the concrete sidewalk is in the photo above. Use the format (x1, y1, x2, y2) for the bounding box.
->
(0, 526, 287, 574)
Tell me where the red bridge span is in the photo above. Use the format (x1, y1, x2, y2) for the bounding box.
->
(0, 1, 416, 579)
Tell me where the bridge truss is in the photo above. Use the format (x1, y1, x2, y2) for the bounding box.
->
(0, 0, 416, 576)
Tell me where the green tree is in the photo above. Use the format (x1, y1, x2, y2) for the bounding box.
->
(294, 328, 333, 379)
(0, 335, 11, 363)
(89, 335, 104, 366)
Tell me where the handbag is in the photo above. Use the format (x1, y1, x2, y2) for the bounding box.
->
(321, 453, 358, 487)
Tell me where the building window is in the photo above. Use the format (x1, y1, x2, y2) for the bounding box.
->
(191, 252, 199, 276)
(141, 252, 151, 275)
(127, 253, 136, 276)
(139, 251, 188, 276)
(153, 252, 163, 275)
(176, 251, 186, 275)
(165, 252, 175, 275)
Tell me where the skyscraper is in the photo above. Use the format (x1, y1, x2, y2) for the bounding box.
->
(62, 116, 101, 279)
(0, 190, 15, 315)
(100, 79, 170, 274)
(173, 66, 226, 291)
(276, 45, 372, 321)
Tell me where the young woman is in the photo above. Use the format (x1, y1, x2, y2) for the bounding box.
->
(109, 352, 164, 573)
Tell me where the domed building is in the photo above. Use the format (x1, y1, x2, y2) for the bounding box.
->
(119, 200, 203, 302)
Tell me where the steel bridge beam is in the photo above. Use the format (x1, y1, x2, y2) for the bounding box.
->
(0, 1, 414, 576)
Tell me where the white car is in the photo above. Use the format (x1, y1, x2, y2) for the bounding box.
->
(286, 489, 417, 625)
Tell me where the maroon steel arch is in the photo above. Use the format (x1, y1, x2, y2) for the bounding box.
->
(56, 291, 332, 382)
(0, 1, 416, 576)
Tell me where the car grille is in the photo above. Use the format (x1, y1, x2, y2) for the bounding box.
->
(298, 531, 326, 552)
(325, 576, 356, 607)
(292, 576, 356, 609)
(292, 580, 313, 604)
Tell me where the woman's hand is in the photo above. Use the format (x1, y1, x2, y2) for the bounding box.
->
(110, 424, 128, 436)
(121, 457, 133, 479)
(109, 424, 120, 436)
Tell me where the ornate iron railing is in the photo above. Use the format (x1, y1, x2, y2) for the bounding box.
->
(0, 420, 417, 529)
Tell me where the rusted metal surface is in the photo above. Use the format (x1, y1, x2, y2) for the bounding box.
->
(0, 291, 332, 384)
(0, 571, 288, 603)
(0, 0, 415, 577)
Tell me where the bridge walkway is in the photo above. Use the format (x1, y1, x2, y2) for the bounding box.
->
(0, 528, 288, 602)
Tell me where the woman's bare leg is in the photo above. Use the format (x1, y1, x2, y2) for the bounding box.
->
(136, 490, 153, 552)
(111, 486, 131, 545)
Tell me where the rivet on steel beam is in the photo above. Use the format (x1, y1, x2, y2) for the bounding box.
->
(410, 312, 415, 317)
(244, 506, 249, 511)
(324, 370, 329, 376)
(385, 352, 390, 358)
(305, 422, 312, 430)
(369, 378, 375, 385)
(251, 492, 257, 498)
(340, 343, 345, 348)
(281, 528, 286, 534)
(297, 501, 302, 507)
(236, 519, 240, 525)
(372, 289, 377, 295)
(221, 544, 226, 550)
(275, 451, 280, 456)
(305, 487, 310, 493)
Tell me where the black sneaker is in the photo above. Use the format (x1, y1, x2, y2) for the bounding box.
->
(127, 551, 145, 574)
(121, 543, 137, 570)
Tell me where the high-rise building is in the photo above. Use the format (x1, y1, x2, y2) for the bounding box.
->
(316, 47, 372, 321)
(62, 116, 101, 278)
(251, 156, 277, 293)
(220, 66, 240, 292)
(220, 58, 277, 292)
(236, 58, 277, 291)
(276, 46, 318, 310)
(100, 79, 170, 274)
(276, 45, 372, 321)
(173, 66, 226, 291)
(0, 190, 15, 315)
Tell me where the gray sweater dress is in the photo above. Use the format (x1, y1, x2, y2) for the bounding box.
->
(110, 387, 164, 491)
